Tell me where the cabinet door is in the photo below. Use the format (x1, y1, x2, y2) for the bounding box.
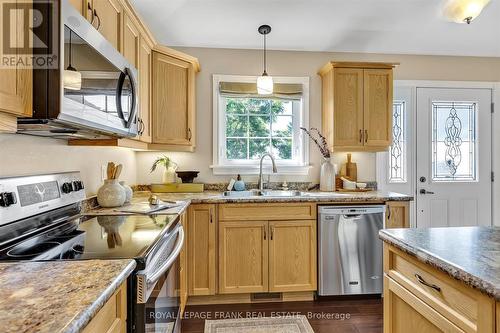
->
(179, 212, 188, 314)
(333, 68, 364, 149)
(386, 201, 410, 228)
(122, 13, 139, 67)
(364, 68, 393, 147)
(136, 36, 152, 142)
(0, 1, 32, 119)
(68, 0, 88, 17)
(384, 276, 464, 333)
(219, 221, 268, 294)
(92, 0, 122, 50)
(152, 51, 195, 146)
(188, 204, 216, 296)
(268, 220, 317, 292)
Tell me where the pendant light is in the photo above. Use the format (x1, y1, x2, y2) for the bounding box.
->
(257, 25, 273, 95)
(63, 30, 82, 91)
(443, 0, 491, 24)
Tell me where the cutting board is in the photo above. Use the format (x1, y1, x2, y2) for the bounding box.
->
(116, 201, 180, 214)
(151, 183, 204, 193)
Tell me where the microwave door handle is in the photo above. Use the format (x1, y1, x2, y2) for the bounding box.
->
(116, 68, 137, 129)
(146, 226, 184, 286)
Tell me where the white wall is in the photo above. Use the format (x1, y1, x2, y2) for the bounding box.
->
(136, 47, 500, 185)
(0, 134, 137, 196)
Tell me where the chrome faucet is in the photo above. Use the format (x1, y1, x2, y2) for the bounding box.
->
(258, 153, 278, 190)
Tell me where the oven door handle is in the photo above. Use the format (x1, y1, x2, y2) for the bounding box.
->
(146, 226, 184, 286)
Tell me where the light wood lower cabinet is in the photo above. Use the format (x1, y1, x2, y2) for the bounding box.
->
(179, 212, 188, 314)
(269, 220, 317, 292)
(82, 281, 127, 333)
(219, 221, 269, 294)
(384, 244, 495, 333)
(385, 201, 410, 228)
(188, 204, 216, 296)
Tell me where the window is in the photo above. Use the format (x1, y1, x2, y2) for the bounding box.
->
(212, 75, 310, 175)
(389, 101, 407, 183)
(431, 101, 477, 181)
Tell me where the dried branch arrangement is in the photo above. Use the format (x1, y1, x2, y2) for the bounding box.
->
(300, 127, 331, 158)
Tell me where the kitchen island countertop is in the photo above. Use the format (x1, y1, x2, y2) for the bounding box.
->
(379, 226, 500, 300)
(0, 259, 135, 333)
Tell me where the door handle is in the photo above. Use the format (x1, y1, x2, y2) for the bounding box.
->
(415, 274, 441, 292)
(359, 129, 363, 143)
(264, 228, 266, 240)
(188, 128, 192, 141)
(364, 130, 368, 143)
(419, 189, 435, 195)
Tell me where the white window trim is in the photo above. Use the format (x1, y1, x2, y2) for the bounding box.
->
(211, 74, 311, 175)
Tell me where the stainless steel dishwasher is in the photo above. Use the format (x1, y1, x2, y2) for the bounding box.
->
(318, 205, 385, 296)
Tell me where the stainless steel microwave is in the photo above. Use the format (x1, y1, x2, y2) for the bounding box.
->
(18, 0, 138, 139)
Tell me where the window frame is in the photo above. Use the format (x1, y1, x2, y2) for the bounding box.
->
(211, 75, 310, 175)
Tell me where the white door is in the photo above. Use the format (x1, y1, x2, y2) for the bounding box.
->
(416, 88, 492, 228)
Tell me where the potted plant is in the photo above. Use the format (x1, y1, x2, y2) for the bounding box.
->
(150, 155, 178, 183)
(300, 127, 335, 191)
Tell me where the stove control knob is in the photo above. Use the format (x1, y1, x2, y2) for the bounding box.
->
(0, 192, 17, 207)
(62, 182, 74, 194)
(72, 181, 81, 191)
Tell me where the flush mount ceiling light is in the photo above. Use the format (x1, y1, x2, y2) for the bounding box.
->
(443, 0, 491, 24)
(63, 30, 82, 91)
(257, 24, 273, 95)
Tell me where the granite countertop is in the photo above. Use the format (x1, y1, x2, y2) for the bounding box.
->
(0, 259, 136, 333)
(380, 227, 500, 300)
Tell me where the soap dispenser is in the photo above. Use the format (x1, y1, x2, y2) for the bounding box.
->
(233, 174, 246, 191)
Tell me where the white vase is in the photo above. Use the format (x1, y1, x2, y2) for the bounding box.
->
(162, 166, 177, 183)
(97, 179, 126, 208)
(119, 181, 133, 203)
(320, 157, 335, 192)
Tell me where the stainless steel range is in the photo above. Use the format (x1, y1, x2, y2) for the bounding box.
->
(0, 172, 183, 333)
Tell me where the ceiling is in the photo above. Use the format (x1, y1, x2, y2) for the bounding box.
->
(130, 0, 500, 57)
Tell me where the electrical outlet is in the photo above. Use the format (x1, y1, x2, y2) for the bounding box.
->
(101, 165, 107, 181)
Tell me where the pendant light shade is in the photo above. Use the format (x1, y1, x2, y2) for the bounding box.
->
(64, 30, 82, 91)
(257, 25, 273, 95)
(443, 0, 490, 24)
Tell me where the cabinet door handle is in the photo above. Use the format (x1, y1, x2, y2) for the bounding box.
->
(365, 130, 368, 143)
(188, 128, 192, 141)
(264, 228, 267, 240)
(93, 9, 101, 30)
(88, 3, 94, 23)
(387, 207, 391, 220)
(359, 129, 363, 143)
(415, 274, 441, 292)
(270, 226, 274, 240)
(210, 210, 213, 224)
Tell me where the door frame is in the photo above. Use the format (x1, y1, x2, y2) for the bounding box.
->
(377, 80, 500, 227)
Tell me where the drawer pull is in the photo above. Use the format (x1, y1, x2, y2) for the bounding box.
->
(415, 273, 441, 292)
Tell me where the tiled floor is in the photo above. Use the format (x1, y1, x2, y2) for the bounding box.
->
(181, 297, 383, 333)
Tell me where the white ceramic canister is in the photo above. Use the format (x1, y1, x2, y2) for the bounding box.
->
(119, 181, 133, 203)
(97, 179, 126, 208)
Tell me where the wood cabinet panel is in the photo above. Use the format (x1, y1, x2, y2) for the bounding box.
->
(219, 221, 268, 294)
(364, 69, 393, 147)
(188, 204, 216, 296)
(92, 0, 122, 51)
(152, 51, 195, 147)
(384, 245, 495, 333)
(136, 35, 152, 142)
(0, 1, 32, 118)
(386, 201, 410, 228)
(68, 0, 87, 16)
(218, 203, 316, 221)
(269, 220, 317, 292)
(333, 68, 364, 148)
(384, 276, 464, 333)
(82, 281, 127, 333)
(122, 12, 139, 67)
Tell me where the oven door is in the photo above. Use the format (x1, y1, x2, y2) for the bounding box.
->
(60, 1, 138, 137)
(135, 224, 184, 333)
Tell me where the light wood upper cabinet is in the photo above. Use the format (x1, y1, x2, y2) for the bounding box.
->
(136, 35, 152, 143)
(268, 220, 317, 292)
(151, 48, 198, 151)
(68, 0, 88, 16)
(319, 62, 396, 152)
(364, 69, 393, 147)
(188, 204, 216, 296)
(122, 12, 139, 68)
(386, 201, 410, 229)
(0, 0, 33, 132)
(219, 221, 269, 294)
(91, 0, 122, 51)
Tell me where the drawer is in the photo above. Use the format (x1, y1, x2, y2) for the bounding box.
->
(384, 245, 495, 333)
(219, 203, 316, 221)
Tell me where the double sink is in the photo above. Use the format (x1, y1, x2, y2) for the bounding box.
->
(221, 190, 350, 198)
